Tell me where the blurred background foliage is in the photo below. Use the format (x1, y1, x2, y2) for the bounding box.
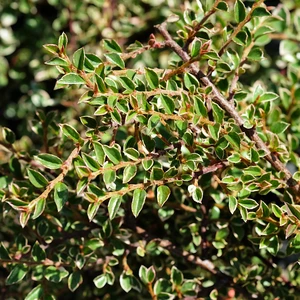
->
(0, 0, 183, 139)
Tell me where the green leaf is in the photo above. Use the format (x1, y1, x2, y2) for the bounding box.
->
(150, 168, 164, 180)
(170, 266, 183, 286)
(224, 132, 240, 150)
(145, 68, 159, 89)
(2, 127, 15, 144)
(54, 182, 68, 212)
(58, 32, 68, 50)
(25, 285, 43, 300)
(132, 188, 146, 217)
(184, 73, 198, 90)
(142, 159, 153, 170)
(27, 169, 48, 188)
(103, 145, 122, 164)
(32, 241, 46, 261)
(270, 121, 289, 134)
(104, 53, 125, 69)
(103, 168, 116, 185)
(20, 211, 31, 228)
(120, 272, 132, 293)
(233, 31, 248, 46)
(157, 185, 171, 207)
(35, 153, 63, 170)
(0, 242, 11, 260)
(285, 203, 300, 219)
(119, 76, 135, 91)
(239, 199, 258, 209)
(234, 0, 246, 23)
(124, 148, 140, 161)
(108, 195, 122, 220)
(229, 196, 238, 214)
(248, 47, 263, 61)
(32, 198, 46, 219)
(45, 266, 69, 283)
(123, 164, 137, 183)
(61, 124, 82, 143)
(212, 102, 224, 123)
(58, 73, 86, 85)
(43, 44, 59, 55)
(68, 271, 83, 292)
(87, 202, 101, 221)
(244, 166, 262, 176)
(6, 264, 28, 285)
(252, 7, 270, 17)
(190, 39, 201, 57)
(94, 274, 107, 289)
(93, 142, 105, 165)
(194, 96, 207, 117)
(45, 57, 69, 67)
(73, 48, 85, 70)
(94, 74, 107, 93)
(217, 1, 228, 11)
(191, 187, 203, 203)
(103, 39, 122, 53)
(82, 153, 100, 172)
(147, 266, 156, 284)
(161, 94, 175, 114)
(80, 116, 97, 128)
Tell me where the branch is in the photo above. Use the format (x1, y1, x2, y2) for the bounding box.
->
(28, 146, 81, 210)
(155, 22, 300, 201)
(183, 0, 222, 51)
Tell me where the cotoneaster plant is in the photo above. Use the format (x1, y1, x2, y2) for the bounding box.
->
(1, 1, 300, 299)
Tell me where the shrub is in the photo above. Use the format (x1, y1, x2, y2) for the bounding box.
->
(1, 1, 300, 299)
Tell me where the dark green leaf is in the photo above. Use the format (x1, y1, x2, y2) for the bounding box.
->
(61, 124, 82, 142)
(157, 185, 171, 207)
(54, 182, 68, 212)
(82, 153, 101, 172)
(32, 241, 46, 261)
(270, 121, 289, 134)
(73, 48, 85, 70)
(105, 53, 125, 69)
(45, 266, 69, 283)
(103, 39, 122, 53)
(239, 199, 258, 209)
(94, 74, 107, 93)
(94, 274, 107, 289)
(32, 198, 46, 219)
(234, 0, 246, 23)
(119, 76, 135, 91)
(132, 188, 146, 217)
(6, 264, 28, 285)
(123, 164, 137, 183)
(2, 127, 15, 144)
(27, 169, 48, 188)
(35, 154, 62, 170)
(58, 73, 86, 85)
(68, 271, 83, 292)
(171, 266, 183, 286)
(161, 94, 175, 114)
(108, 195, 122, 220)
(145, 68, 159, 89)
(25, 285, 43, 300)
(103, 145, 122, 164)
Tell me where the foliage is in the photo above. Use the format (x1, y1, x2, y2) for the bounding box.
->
(1, 0, 300, 299)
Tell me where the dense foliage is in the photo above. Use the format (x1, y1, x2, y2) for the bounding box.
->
(1, 0, 300, 299)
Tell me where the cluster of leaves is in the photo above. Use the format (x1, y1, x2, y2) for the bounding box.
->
(1, 0, 300, 299)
